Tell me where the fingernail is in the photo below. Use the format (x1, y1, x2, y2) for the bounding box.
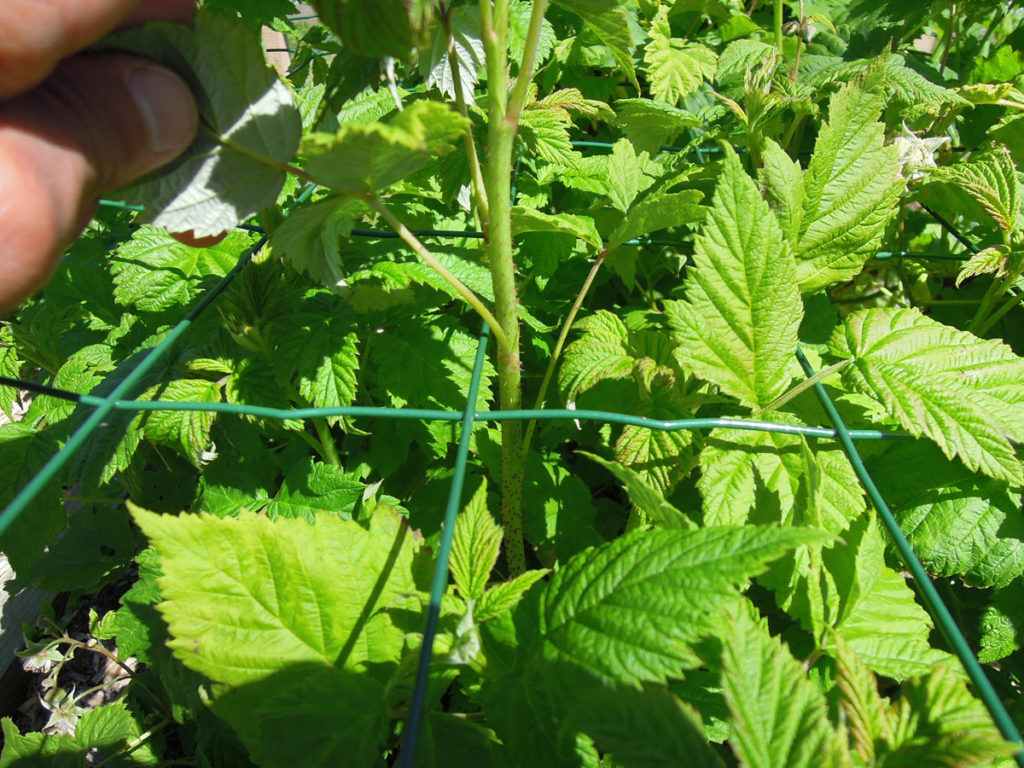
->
(124, 65, 198, 156)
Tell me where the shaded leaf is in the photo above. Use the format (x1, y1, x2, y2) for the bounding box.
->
(105, 11, 302, 236)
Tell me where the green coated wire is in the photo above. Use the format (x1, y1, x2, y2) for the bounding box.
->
(0, 380, 909, 442)
(97, 199, 145, 212)
(0, 183, 318, 537)
(0, 237, 263, 537)
(796, 347, 1024, 766)
(400, 326, 489, 767)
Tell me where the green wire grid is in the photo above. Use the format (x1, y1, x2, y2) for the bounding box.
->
(6, 189, 1019, 765)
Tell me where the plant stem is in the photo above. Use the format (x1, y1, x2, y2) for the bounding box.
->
(522, 250, 606, 457)
(480, 0, 549, 577)
(773, 0, 784, 53)
(313, 418, 341, 467)
(366, 195, 510, 355)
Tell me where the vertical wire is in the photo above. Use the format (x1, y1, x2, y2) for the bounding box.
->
(796, 347, 1024, 765)
(399, 325, 490, 766)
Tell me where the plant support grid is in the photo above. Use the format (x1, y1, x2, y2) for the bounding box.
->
(1, 216, 1022, 765)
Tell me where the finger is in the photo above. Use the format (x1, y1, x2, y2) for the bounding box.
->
(0, 0, 195, 100)
(0, 53, 198, 315)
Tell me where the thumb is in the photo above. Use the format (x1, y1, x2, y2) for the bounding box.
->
(0, 53, 198, 314)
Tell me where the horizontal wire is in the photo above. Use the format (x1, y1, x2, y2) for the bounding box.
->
(0, 377, 906, 440)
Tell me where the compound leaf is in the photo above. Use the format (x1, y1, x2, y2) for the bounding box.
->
(830, 307, 1024, 485)
(666, 147, 802, 408)
(613, 98, 699, 155)
(569, 683, 722, 768)
(139, 378, 221, 466)
(933, 145, 1020, 235)
(885, 666, 1018, 767)
(271, 196, 367, 288)
(870, 441, 1024, 588)
(578, 450, 694, 530)
(792, 82, 903, 291)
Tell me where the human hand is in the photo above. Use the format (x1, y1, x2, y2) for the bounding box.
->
(0, 0, 199, 316)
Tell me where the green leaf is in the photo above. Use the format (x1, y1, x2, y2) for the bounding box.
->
(76, 700, 158, 764)
(643, 23, 717, 106)
(271, 196, 367, 287)
(885, 666, 1019, 767)
(421, 6, 484, 106)
(607, 190, 704, 251)
(615, 422, 696, 497)
(830, 307, 1024, 485)
(716, 39, 775, 80)
(760, 138, 806, 249)
(0, 424, 65, 578)
(720, 607, 847, 768)
(275, 293, 361, 421)
(933, 145, 1021, 235)
(22, 505, 137, 594)
(578, 450, 694, 529)
(536, 525, 828, 685)
(511, 207, 603, 252)
(569, 683, 722, 767)
(371, 320, 496, 456)
(109, 228, 248, 312)
(138, 378, 221, 466)
(450, 479, 503, 601)
(869, 441, 1024, 588)
(834, 636, 892, 765)
(559, 310, 635, 403)
(476, 569, 549, 623)
(613, 98, 699, 155)
(104, 10, 302, 236)
(265, 457, 365, 522)
(313, 0, 431, 59)
(413, 711, 505, 768)
(0, 718, 79, 768)
(829, 553, 951, 680)
(979, 580, 1024, 662)
(216, 666, 390, 768)
(666, 147, 802, 408)
(519, 106, 577, 166)
(552, 0, 639, 89)
(132, 503, 423, 685)
(698, 421, 862, 532)
(791, 81, 903, 291)
(606, 139, 644, 213)
(302, 100, 469, 193)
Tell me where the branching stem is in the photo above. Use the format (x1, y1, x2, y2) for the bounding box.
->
(522, 250, 606, 457)
(365, 195, 511, 356)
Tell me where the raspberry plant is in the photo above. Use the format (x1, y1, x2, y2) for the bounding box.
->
(2, 0, 1024, 765)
